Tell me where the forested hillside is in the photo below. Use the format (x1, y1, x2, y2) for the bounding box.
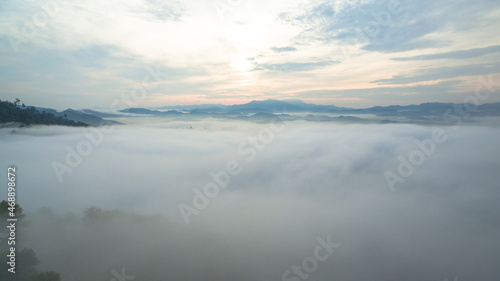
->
(0, 99, 88, 127)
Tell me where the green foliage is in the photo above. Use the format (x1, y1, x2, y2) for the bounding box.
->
(0, 201, 25, 236)
(83, 206, 103, 222)
(83, 206, 128, 223)
(0, 99, 88, 127)
(0, 202, 62, 280)
(30, 271, 61, 281)
(0, 200, 25, 220)
(0, 248, 61, 281)
(17, 248, 40, 274)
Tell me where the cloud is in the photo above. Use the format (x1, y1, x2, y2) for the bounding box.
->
(254, 60, 339, 72)
(270, 46, 297, 53)
(141, 0, 185, 22)
(291, 80, 467, 103)
(2, 119, 500, 280)
(392, 45, 500, 61)
(372, 62, 500, 85)
(0, 38, 208, 109)
(280, 0, 500, 53)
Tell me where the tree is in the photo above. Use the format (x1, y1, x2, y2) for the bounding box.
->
(0, 202, 61, 281)
(0, 100, 88, 127)
(0, 200, 26, 219)
(0, 200, 25, 235)
(83, 206, 103, 222)
(0, 248, 61, 281)
(30, 271, 61, 281)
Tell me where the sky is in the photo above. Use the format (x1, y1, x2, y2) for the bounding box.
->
(1, 0, 500, 109)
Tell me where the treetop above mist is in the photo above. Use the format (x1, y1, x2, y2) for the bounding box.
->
(0, 100, 89, 127)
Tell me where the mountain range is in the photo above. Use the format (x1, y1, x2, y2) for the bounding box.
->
(8, 99, 499, 127)
(150, 99, 500, 115)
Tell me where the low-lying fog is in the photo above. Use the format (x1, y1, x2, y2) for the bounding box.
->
(1, 118, 500, 280)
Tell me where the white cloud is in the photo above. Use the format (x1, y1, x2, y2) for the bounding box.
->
(1, 120, 500, 280)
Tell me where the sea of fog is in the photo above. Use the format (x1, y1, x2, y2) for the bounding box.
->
(1, 119, 500, 280)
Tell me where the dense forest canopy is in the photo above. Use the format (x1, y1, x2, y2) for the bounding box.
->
(0, 99, 88, 127)
(0, 201, 61, 281)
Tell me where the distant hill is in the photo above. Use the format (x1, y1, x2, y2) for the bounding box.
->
(228, 100, 305, 113)
(20, 99, 497, 127)
(121, 99, 500, 116)
(119, 108, 183, 116)
(81, 109, 122, 118)
(0, 100, 88, 127)
(283, 99, 349, 111)
(117, 99, 500, 125)
(0, 100, 124, 127)
(60, 109, 121, 126)
(149, 99, 350, 113)
(354, 102, 500, 117)
(120, 108, 162, 115)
